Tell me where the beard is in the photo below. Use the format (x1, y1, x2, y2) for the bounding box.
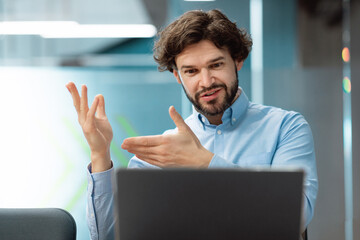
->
(182, 69, 239, 117)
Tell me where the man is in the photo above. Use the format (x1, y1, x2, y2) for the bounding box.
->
(66, 9, 318, 240)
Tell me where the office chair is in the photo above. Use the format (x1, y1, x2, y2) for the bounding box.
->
(0, 208, 76, 240)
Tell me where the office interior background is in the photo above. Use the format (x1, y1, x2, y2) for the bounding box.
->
(0, 0, 359, 239)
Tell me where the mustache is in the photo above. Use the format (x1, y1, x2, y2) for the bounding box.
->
(195, 83, 227, 100)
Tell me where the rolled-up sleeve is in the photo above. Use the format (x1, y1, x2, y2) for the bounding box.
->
(87, 164, 115, 240)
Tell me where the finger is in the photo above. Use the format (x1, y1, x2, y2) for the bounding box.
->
(135, 154, 164, 167)
(122, 135, 163, 148)
(84, 95, 99, 130)
(80, 85, 89, 120)
(169, 106, 189, 131)
(124, 145, 160, 156)
(65, 82, 81, 113)
(97, 94, 106, 118)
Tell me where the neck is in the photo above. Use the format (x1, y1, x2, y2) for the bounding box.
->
(205, 88, 241, 125)
(207, 115, 223, 125)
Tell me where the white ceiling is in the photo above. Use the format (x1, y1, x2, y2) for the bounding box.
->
(0, 0, 157, 64)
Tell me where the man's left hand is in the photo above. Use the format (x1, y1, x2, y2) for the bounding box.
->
(121, 106, 214, 168)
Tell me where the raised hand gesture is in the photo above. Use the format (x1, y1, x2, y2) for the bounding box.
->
(121, 106, 214, 168)
(66, 82, 113, 172)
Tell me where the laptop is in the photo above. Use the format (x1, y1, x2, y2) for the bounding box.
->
(113, 168, 304, 240)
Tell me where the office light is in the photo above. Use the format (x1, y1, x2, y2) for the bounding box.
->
(0, 21, 157, 38)
(342, 47, 350, 62)
(0, 21, 78, 35)
(342, 1, 353, 240)
(343, 77, 351, 93)
(184, 0, 215, 2)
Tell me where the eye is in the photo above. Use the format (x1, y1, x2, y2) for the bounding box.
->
(210, 62, 223, 69)
(184, 69, 197, 75)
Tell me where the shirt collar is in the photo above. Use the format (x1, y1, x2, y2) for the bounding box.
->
(193, 87, 249, 129)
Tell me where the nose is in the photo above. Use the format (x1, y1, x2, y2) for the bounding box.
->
(199, 68, 214, 88)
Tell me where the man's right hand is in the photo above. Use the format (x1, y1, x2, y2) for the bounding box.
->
(66, 82, 113, 172)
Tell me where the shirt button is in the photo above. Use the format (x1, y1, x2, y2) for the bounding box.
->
(232, 118, 236, 122)
(201, 117, 206, 122)
(217, 130, 222, 135)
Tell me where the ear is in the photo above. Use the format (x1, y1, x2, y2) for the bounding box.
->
(235, 60, 244, 71)
(173, 70, 182, 84)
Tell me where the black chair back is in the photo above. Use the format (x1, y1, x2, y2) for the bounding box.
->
(0, 208, 76, 240)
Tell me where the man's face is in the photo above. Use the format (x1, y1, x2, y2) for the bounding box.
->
(173, 40, 243, 117)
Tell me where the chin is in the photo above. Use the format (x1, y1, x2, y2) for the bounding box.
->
(200, 103, 227, 116)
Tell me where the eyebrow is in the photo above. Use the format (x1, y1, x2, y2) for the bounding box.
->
(180, 56, 225, 71)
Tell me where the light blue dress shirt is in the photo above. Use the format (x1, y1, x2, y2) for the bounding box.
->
(86, 89, 318, 240)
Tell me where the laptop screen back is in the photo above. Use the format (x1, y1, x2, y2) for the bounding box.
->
(113, 168, 304, 240)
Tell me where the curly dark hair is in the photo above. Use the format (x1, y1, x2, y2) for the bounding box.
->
(153, 9, 253, 73)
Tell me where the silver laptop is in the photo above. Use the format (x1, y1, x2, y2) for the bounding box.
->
(113, 168, 304, 240)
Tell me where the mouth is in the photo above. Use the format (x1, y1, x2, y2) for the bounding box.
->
(200, 88, 222, 102)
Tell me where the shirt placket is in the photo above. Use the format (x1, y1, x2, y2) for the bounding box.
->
(214, 125, 224, 155)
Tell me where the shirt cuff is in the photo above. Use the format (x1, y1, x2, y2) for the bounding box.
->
(87, 163, 114, 197)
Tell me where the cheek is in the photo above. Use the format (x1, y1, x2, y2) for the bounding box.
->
(183, 81, 197, 94)
(212, 71, 233, 86)
(222, 70, 237, 85)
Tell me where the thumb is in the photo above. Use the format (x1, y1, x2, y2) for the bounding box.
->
(169, 106, 188, 131)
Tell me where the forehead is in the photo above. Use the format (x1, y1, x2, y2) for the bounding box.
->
(175, 40, 231, 67)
